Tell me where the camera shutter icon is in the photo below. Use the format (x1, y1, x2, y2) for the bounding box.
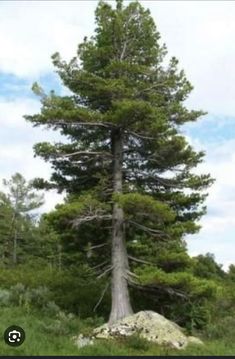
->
(4, 326, 25, 347)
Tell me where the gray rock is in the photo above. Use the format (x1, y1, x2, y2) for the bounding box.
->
(187, 336, 204, 346)
(93, 310, 203, 350)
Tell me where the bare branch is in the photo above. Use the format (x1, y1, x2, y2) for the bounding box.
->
(72, 214, 112, 228)
(128, 255, 157, 266)
(127, 278, 188, 300)
(126, 269, 139, 279)
(97, 265, 113, 279)
(93, 281, 110, 312)
(89, 243, 108, 250)
(59, 151, 112, 158)
(118, 12, 136, 61)
(52, 121, 116, 129)
(128, 220, 170, 239)
(91, 260, 109, 270)
(126, 130, 155, 140)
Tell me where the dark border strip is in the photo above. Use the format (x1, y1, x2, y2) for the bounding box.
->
(0, 356, 234, 359)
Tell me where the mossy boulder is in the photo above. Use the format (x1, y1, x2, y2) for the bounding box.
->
(93, 311, 203, 349)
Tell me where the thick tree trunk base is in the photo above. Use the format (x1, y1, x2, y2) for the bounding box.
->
(108, 130, 133, 325)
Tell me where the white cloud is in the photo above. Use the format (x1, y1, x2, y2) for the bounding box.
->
(0, 1, 97, 78)
(185, 132, 235, 267)
(144, 1, 235, 116)
(0, 140, 64, 213)
(0, 96, 64, 211)
(0, 97, 39, 127)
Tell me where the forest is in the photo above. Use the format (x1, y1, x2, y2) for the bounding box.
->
(1, 0, 235, 356)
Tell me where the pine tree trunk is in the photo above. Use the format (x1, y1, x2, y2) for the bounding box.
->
(109, 129, 133, 325)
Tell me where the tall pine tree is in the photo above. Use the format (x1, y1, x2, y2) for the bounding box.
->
(25, 0, 213, 323)
(2, 173, 44, 265)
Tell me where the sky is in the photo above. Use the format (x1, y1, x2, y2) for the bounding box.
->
(0, 0, 235, 269)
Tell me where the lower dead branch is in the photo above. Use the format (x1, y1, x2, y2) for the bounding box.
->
(97, 265, 114, 279)
(126, 269, 139, 279)
(128, 220, 170, 239)
(128, 255, 157, 266)
(128, 278, 188, 300)
(89, 243, 108, 250)
(126, 130, 155, 140)
(93, 281, 110, 312)
(91, 260, 109, 270)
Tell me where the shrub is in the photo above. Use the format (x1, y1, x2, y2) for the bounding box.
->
(0, 264, 108, 318)
(9, 284, 51, 310)
(42, 301, 61, 316)
(205, 316, 235, 341)
(0, 289, 11, 306)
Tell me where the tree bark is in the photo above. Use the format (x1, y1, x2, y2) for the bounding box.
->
(109, 129, 133, 325)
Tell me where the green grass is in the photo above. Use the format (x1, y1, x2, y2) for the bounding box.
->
(78, 338, 235, 356)
(0, 307, 234, 356)
(0, 307, 81, 356)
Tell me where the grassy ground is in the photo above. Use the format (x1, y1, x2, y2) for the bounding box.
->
(0, 307, 234, 356)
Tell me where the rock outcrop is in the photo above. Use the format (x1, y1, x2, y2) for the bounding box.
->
(93, 310, 203, 350)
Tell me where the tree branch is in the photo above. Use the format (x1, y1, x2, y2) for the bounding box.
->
(126, 269, 139, 279)
(126, 130, 155, 140)
(72, 214, 112, 228)
(89, 243, 108, 250)
(60, 151, 112, 158)
(93, 281, 110, 312)
(128, 278, 188, 300)
(91, 260, 109, 270)
(118, 12, 136, 61)
(128, 220, 170, 239)
(120, 40, 128, 61)
(148, 175, 183, 189)
(52, 121, 116, 129)
(97, 265, 113, 279)
(128, 255, 157, 266)
(135, 82, 168, 97)
(126, 171, 184, 189)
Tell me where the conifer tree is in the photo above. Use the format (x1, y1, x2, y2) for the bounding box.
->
(25, 0, 213, 323)
(2, 173, 44, 265)
(0, 192, 14, 264)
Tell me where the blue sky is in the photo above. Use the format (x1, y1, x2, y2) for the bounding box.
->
(1, 1, 235, 269)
